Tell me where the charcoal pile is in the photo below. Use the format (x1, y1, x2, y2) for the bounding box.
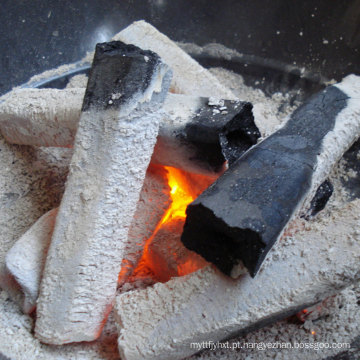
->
(1, 20, 360, 360)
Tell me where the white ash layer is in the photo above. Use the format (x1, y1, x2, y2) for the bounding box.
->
(114, 198, 360, 360)
(0, 90, 201, 148)
(35, 53, 172, 345)
(0, 91, 239, 175)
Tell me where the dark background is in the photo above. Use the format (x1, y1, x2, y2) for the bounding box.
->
(1, 0, 360, 96)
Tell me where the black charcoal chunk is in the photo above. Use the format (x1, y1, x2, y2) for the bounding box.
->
(219, 102, 260, 166)
(338, 137, 360, 201)
(303, 180, 333, 220)
(181, 86, 348, 277)
(175, 100, 259, 173)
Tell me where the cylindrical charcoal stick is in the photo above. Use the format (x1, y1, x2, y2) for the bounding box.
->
(182, 74, 360, 277)
(35, 41, 172, 345)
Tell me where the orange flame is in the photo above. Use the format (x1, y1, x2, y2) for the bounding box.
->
(120, 165, 216, 285)
(141, 166, 198, 253)
(160, 167, 196, 224)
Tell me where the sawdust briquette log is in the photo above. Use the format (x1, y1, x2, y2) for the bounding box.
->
(181, 74, 360, 278)
(145, 216, 209, 282)
(0, 88, 259, 175)
(2, 208, 58, 314)
(112, 21, 235, 99)
(0, 88, 83, 147)
(114, 198, 360, 360)
(35, 41, 172, 345)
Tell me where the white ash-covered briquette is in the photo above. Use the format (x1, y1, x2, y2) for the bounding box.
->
(0, 20, 234, 150)
(1, 208, 58, 314)
(0, 88, 84, 147)
(182, 74, 360, 278)
(35, 41, 172, 345)
(112, 20, 235, 99)
(114, 198, 360, 360)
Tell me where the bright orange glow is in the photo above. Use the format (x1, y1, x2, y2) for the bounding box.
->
(124, 165, 215, 284)
(142, 166, 198, 254)
(160, 166, 196, 224)
(311, 331, 316, 335)
(302, 309, 308, 314)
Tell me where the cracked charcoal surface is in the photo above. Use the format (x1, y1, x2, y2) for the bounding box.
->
(182, 86, 348, 277)
(219, 101, 260, 166)
(170, 100, 259, 174)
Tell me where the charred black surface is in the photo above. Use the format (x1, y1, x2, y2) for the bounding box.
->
(219, 102, 260, 166)
(338, 137, 360, 201)
(182, 86, 348, 277)
(175, 100, 259, 173)
(303, 179, 334, 220)
(185, 204, 264, 275)
(82, 41, 161, 111)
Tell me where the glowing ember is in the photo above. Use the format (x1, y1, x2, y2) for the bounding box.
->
(160, 166, 197, 224)
(143, 166, 206, 255)
(118, 165, 215, 285)
(132, 165, 214, 282)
